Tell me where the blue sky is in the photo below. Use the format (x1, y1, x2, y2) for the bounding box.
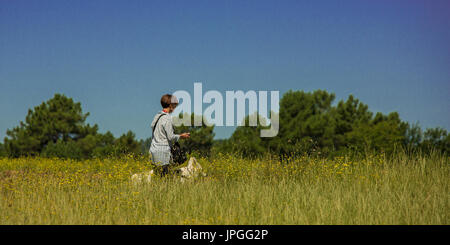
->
(1, 0, 449, 140)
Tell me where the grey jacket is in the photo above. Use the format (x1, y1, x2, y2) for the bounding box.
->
(149, 111, 180, 165)
(150, 111, 180, 146)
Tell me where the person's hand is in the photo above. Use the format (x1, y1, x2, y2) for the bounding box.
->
(180, 132, 190, 139)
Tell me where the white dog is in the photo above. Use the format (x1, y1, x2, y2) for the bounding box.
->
(131, 157, 205, 184)
(130, 169, 154, 184)
(177, 157, 206, 182)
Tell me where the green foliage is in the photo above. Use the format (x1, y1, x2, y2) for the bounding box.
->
(219, 113, 274, 158)
(0, 143, 5, 157)
(41, 139, 84, 159)
(275, 91, 413, 156)
(139, 137, 152, 156)
(404, 122, 423, 148)
(344, 112, 408, 155)
(114, 131, 141, 156)
(3, 94, 141, 159)
(275, 90, 336, 155)
(2, 91, 448, 160)
(421, 127, 449, 154)
(174, 113, 215, 157)
(222, 90, 439, 158)
(4, 94, 93, 157)
(330, 95, 373, 151)
(211, 139, 231, 155)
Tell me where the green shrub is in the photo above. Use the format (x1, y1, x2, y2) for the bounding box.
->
(41, 140, 83, 159)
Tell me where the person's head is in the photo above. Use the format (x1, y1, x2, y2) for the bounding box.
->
(160, 94, 179, 113)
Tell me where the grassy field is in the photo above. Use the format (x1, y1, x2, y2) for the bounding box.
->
(0, 151, 448, 225)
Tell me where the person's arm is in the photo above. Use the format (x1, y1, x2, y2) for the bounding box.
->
(163, 118, 180, 142)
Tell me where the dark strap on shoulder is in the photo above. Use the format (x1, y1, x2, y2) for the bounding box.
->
(152, 113, 166, 136)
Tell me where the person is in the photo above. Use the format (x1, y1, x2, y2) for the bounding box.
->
(150, 94, 190, 176)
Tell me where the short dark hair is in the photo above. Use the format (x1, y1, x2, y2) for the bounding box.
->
(160, 94, 173, 108)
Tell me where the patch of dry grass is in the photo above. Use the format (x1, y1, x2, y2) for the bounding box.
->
(0, 152, 448, 224)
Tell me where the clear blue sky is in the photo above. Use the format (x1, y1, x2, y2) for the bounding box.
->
(1, 0, 449, 140)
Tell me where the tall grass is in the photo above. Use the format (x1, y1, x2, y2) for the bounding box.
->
(0, 150, 448, 224)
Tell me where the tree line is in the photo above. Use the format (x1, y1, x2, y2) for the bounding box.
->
(0, 92, 448, 159)
(215, 90, 449, 158)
